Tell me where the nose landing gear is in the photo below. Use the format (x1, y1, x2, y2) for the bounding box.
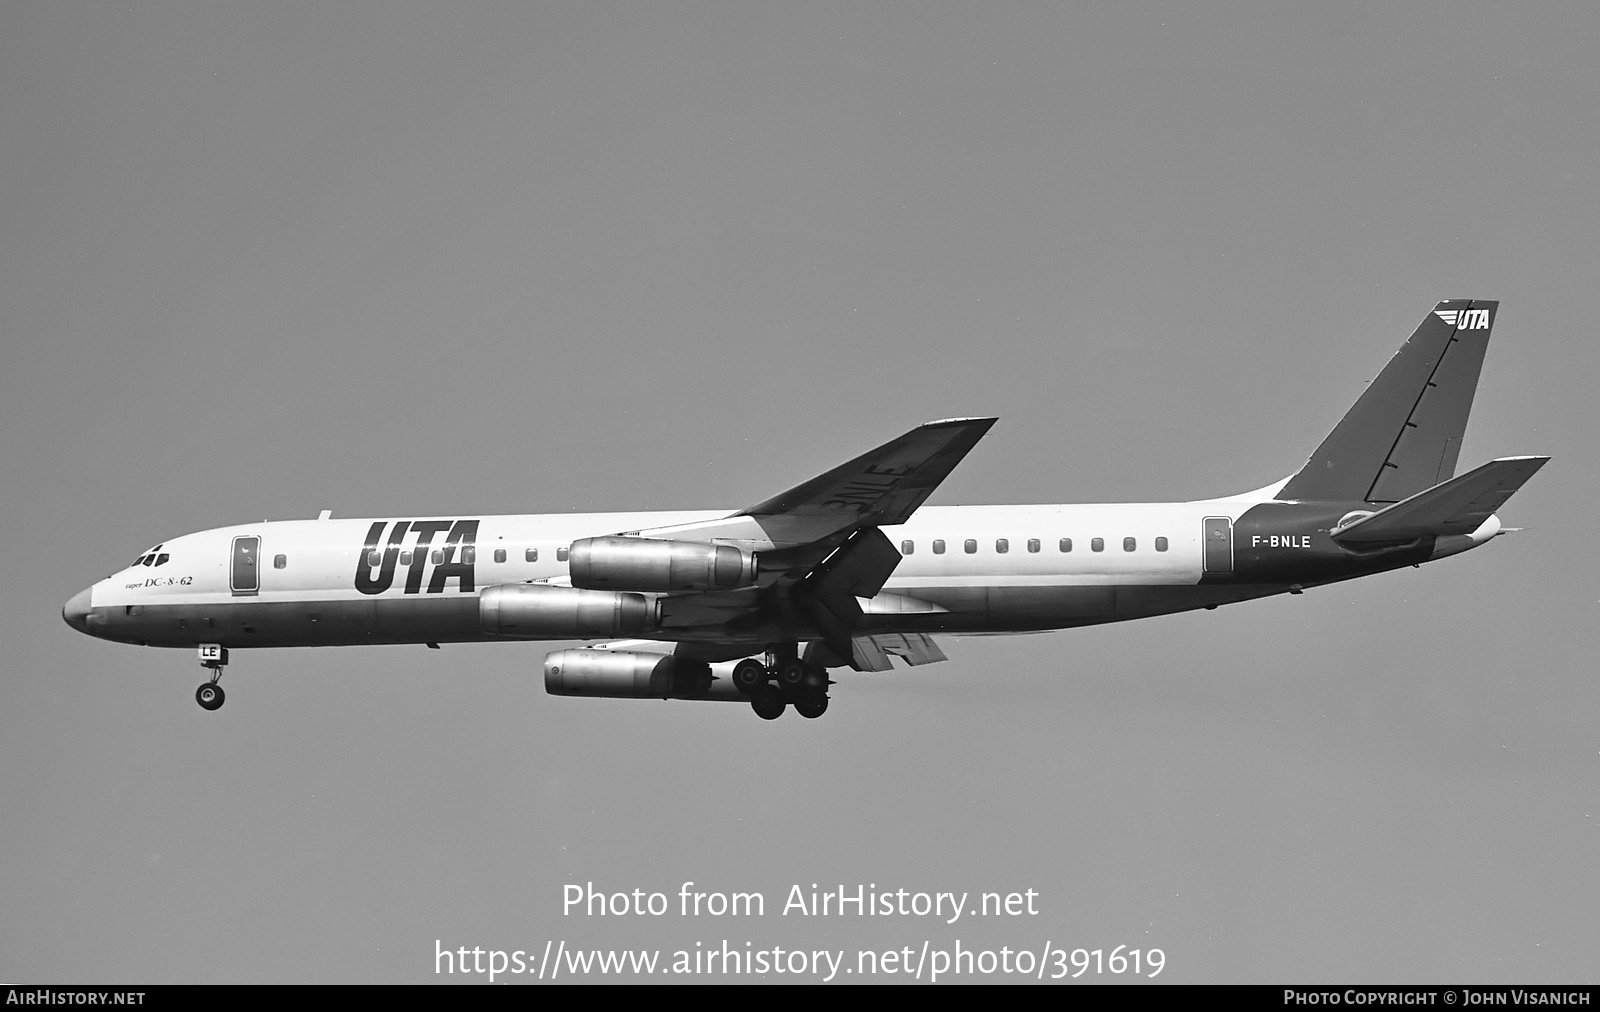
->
(196, 682, 225, 710)
(196, 644, 228, 711)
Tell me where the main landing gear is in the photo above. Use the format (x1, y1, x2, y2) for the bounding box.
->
(196, 644, 228, 711)
(732, 650, 830, 721)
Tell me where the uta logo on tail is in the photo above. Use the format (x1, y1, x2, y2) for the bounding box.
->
(1434, 308, 1491, 329)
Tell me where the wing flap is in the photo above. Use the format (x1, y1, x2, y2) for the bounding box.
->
(806, 528, 903, 607)
(794, 527, 904, 658)
(850, 637, 895, 672)
(848, 633, 949, 672)
(872, 633, 948, 665)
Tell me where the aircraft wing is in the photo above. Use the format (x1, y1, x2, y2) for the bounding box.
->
(624, 418, 994, 667)
(1330, 456, 1549, 543)
(632, 417, 997, 551)
(742, 416, 997, 531)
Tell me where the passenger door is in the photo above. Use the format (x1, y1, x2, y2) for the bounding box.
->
(231, 535, 260, 596)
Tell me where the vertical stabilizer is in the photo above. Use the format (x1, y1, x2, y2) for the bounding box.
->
(1277, 299, 1496, 503)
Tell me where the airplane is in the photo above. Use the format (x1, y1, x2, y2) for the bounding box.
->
(62, 299, 1547, 721)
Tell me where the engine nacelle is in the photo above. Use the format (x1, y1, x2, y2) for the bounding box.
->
(544, 648, 744, 700)
(479, 584, 657, 639)
(568, 536, 757, 592)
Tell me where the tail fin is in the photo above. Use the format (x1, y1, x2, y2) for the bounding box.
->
(1278, 299, 1497, 503)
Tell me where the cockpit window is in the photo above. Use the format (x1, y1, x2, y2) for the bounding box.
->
(155, 553, 169, 566)
(133, 545, 167, 567)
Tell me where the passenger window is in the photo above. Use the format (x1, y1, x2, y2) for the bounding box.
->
(494, 548, 507, 563)
(525, 548, 538, 562)
(933, 540, 946, 554)
(1123, 537, 1136, 552)
(963, 539, 977, 554)
(1059, 538, 1072, 553)
(1155, 537, 1168, 552)
(399, 551, 412, 566)
(273, 554, 286, 569)
(557, 547, 569, 562)
(1027, 539, 1040, 553)
(367, 550, 382, 567)
(1091, 537, 1105, 552)
(462, 547, 476, 564)
(431, 549, 444, 565)
(996, 538, 1009, 554)
(901, 540, 914, 555)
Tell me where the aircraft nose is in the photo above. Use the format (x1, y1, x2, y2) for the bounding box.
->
(62, 587, 92, 633)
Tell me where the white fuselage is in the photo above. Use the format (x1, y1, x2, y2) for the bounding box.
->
(75, 496, 1281, 652)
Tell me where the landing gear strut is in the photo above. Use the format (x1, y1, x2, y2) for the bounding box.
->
(196, 644, 227, 711)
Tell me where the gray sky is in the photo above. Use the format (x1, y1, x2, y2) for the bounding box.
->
(3, 2, 1597, 983)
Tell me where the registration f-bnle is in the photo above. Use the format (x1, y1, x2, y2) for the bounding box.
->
(63, 301, 1547, 721)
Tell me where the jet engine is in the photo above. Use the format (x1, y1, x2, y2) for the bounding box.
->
(544, 648, 744, 700)
(479, 584, 658, 638)
(567, 536, 757, 592)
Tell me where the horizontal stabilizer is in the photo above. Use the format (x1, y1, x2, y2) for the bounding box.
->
(1330, 456, 1549, 543)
